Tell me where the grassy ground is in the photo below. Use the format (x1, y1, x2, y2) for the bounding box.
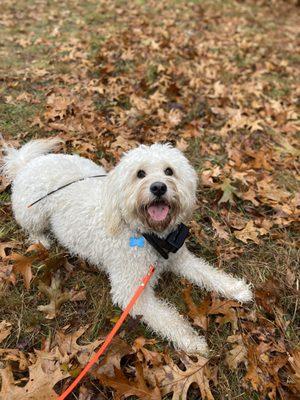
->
(0, 0, 299, 399)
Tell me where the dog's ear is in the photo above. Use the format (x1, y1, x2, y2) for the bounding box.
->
(103, 168, 123, 236)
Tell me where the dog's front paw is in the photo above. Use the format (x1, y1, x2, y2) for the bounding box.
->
(230, 280, 253, 303)
(28, 234, 51, 250)
(180, 335, 209, 357)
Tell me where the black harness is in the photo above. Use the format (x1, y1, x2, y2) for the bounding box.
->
(143, 223, 189, 259)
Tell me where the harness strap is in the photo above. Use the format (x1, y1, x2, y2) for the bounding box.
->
(27, 174, 107, 208)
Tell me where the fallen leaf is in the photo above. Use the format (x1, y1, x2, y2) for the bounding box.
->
(152, 353, 214, 400)
(289, 349, 300, 392)
(236, 188, 259, 206)
(78, 385, 93, 400)
(54, 325, 102, 365)
(0, 353, 68, 400)
(211, 218, 230, 240)
(16, 92, 33, 102)
(176, 137, 188, 151)
(4, 323, 101, 396)
(226, 212, 247, 230)
(96, 364, 161, 400)
(208, 296, 242, 332)
(0, 176, 10, 193)
(0, 321, 12, 344)
(276, 138, 300, 157)
(218, 178, 237, 205)
(251, 150, 272, 171)
(201, 170, 215, 187)
(0, 241, 20, 259)
(182, 285, 210, 330)
(225, 334, 247, 369)
(256, 177, 291, 204)
(0, 263, 16, 285)
(244, 344, 262, 391)
(8, 253, 34, 290)
(6, 244, 48, 289)
(234, 220, 260, 244)
(0, 348, 28, 370)
(38, 273, 86, 319)
(133, 337, 163, 366)
(95, 337, 132, 377)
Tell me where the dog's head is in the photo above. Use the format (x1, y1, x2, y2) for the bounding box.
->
(104, 143, 198, 235)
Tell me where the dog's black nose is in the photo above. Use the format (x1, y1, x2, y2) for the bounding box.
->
(150, 182, 167, 197)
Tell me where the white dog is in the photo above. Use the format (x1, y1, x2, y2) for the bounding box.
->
(2, 139, 252, 355)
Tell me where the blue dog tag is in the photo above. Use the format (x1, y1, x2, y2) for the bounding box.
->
(129, 236, 145, 248)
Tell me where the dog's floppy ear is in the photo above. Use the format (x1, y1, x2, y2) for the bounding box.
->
(103, 167, 123, 236)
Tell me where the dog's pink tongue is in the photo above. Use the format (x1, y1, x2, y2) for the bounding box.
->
(148, 203, 169, 221)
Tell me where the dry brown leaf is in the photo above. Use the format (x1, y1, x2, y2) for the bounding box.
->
(234, 220, 260, 244)
(285, 267, 296, 287)
(225, 334, 247, 369)
(133, 337, 163, 366)
(226, 212, 247, 230)
(208, 297, 242, 332)
(176, 138, 188, 151)
(182, 286, 210, 330)
(8, 253, 34, 290)
(211, 218, 230, 240)
(244, 344, 262, 391)
(255, 278, 280, 314)
(0, 241, 20, 259)
(0, 263, 16, 285)
(54, 325, 102, 365)
(237, 188, 259, 206)
(183, 289, 242, 332)
(256, 178, 291, 204)
(96, 364, 161, 400)
(0, 351, 68, 400)
(94, 337, 132, 377)
(6, 243, 48, 289)
(245, 149, 272, 171)
(44, 93, 73, 121)
(0, 348, 28, 370)
(254, 279, 290, 331)
(38, 274, 86, 319)
(0, 175, 10, 193)
(153, 353, 214, 400)
(289, 349, 300, 392)
(218, 178, 237, 205)
(0, 320, 12, 344)
(201, 170, 215, 187)
(78, 385, 93, 400)
(16, 92, 33, 102)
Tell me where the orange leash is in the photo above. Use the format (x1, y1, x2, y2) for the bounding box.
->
(58, 264, 155, 400)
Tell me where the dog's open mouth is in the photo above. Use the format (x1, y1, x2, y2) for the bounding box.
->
(147, 200, 170, 222)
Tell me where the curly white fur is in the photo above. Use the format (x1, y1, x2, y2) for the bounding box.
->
(2, 139, 253, 355)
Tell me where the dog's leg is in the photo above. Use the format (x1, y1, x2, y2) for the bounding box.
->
(171, 246, 252, 303)
(28, 232, 51, 249)
(110, 281, 208, 355)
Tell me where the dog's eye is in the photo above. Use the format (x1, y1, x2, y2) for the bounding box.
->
(137, 170, 146, 179)
(164, 167, 173, 176)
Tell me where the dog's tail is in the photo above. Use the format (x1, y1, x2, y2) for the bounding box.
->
(1, 138, 62, 181)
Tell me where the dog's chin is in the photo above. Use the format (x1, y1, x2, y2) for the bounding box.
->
(137, 199, 179, 233)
